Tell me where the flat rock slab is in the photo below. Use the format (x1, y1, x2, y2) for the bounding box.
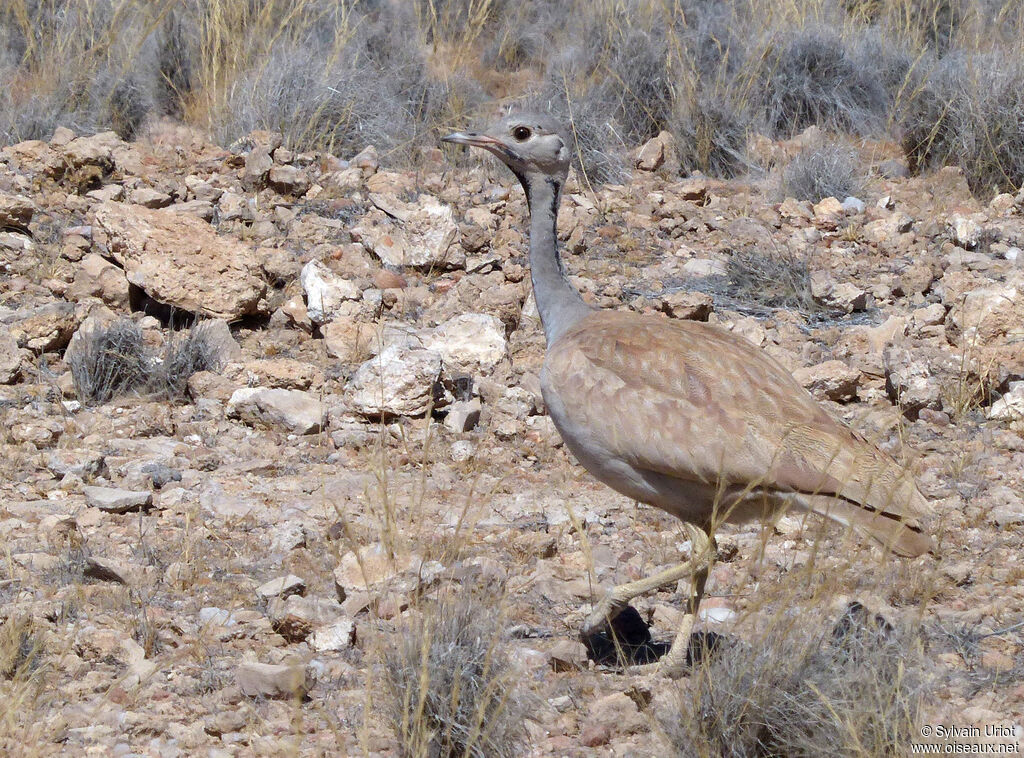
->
(226, 387, 324, 434)
(91, 201, 267, 320)
(352, 193, 463, 269)
(236, 662, 313, 699)
(83, 485, 152, 513)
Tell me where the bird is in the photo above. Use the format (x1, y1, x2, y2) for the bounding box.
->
(442, 113, 934, 676)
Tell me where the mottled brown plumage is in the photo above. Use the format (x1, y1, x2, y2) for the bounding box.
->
(544, 310, 932, 557)
(443, 114, 933, 675)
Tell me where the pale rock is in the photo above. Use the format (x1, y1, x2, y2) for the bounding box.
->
(910, 303, 946, 333)
(61, 310, 118, 371)
(226, 387, 324, 434)
(351, 194, 463, 269)
(62, 132, 119, 171)
(987, 383, 1024, 422)
(50, 126, 75, 146)
(841, 196, 865, 214)
(682, 258, 727, 277)
(899, 263, 935, 296)
(192, 319, 241, 366)
(835, 316, 907, 376)
(2, 302, 77, 352)
(365, 170, 416, 196)
(812, 196, 844, 220)
(321, 317, 373, 363)
(225, 357, 321, 390)
(184, 175, 223, 202)
(0, 191, 34, 229)
(168, 199, 214, 221)
(661, 290, 713, 321)
(946, 274, 1024, 346)
(349, 344, 444, 418)
(587, 692, 645, 736)
(0, 327, 22, 383)
(199, 607, 238, 627)
(83, 485, 152, 513)
(450, 440, 475, 462)
(67, 253, 129, 308)
(242, 145, 273, 189)
(883, 345, 942, 419)
(678, 178, 709, 203)
(279, 296, 313, 332)
(218, 191, 253, 222)
(548, 639, 589, 672)
(635, 131, 677, 172)
(309, 618, 357, 652)
(326, 168, 363, 191)
(947, 215, 982, 249)
(423, 313, 507, 373)
(300, 260, 361, 324)
(47, 449, 105, 478)
(333, 543, 440, 600)
(779, 197, 813, 221)
(236, 662, 313, 699)
(699, 605, 738, 624)
(443, 397, 482, 433)
(198, 479, 257, 519)
(129, 187, 172, 208)
(92, 201, 267, 319)
(810, 271, 872, 312)
(256, 574, 307, 600)
(268, 522, 308, 553)
(84, 556, 134, 584)
(351, 145, 378, 171)
(267, 594, 344, 642)
(792, 360, 860, 402)
(268, 165, 310, 196)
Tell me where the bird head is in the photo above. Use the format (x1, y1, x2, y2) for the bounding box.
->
(442, 113, 571, 186)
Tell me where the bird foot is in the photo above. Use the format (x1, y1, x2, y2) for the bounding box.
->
(580, 594, 629, 640)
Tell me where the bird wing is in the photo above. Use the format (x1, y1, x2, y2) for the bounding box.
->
(544, 310, 931, 528)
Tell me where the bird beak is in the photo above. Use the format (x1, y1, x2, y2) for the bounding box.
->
(442, 131, 500, 148)
(442, 131, 514, 161)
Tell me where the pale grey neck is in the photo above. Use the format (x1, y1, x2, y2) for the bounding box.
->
(522, 171, 591, 345)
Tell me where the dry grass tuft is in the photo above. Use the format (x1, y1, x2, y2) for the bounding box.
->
(661, 601, 927, 758)
(69, 318, 222, 404)
(68, 319, 149, 405)
(899, 54, 1024, 199)
(379, 595, 532, 758)
(781, 142, 865, 203)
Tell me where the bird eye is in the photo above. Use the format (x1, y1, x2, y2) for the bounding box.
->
(512, 126, 532, 141)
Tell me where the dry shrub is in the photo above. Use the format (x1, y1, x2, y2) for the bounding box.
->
(68, 319, 149, 404)
(759, 27, 890, 139)
(724, 247, 820, 315)
(899, 54, 1024, 199)
(380, 596, 531, 758)
(0, 614, 49, 752)
(0, 1, 173, 143)
(781, 142, 865, 203)
(672, 87, 753, 178)
(661, 601, 927, 757)
(69, 318, 222, 404)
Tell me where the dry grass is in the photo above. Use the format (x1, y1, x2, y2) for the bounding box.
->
(2, 0, 1023, 194)
(68, 317, 222, 404)
(378, 594, 532, 758)
(661, 600, 928, 757)
(780, 141, 865, 202)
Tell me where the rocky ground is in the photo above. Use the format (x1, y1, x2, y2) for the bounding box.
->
(0, 121, 1022, 756)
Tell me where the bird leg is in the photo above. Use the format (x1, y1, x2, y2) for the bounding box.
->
(646, 545, 712, 678)
(580, 522, 714, 675)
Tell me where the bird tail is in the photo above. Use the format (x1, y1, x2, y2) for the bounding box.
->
(795, 494, 935, 558)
